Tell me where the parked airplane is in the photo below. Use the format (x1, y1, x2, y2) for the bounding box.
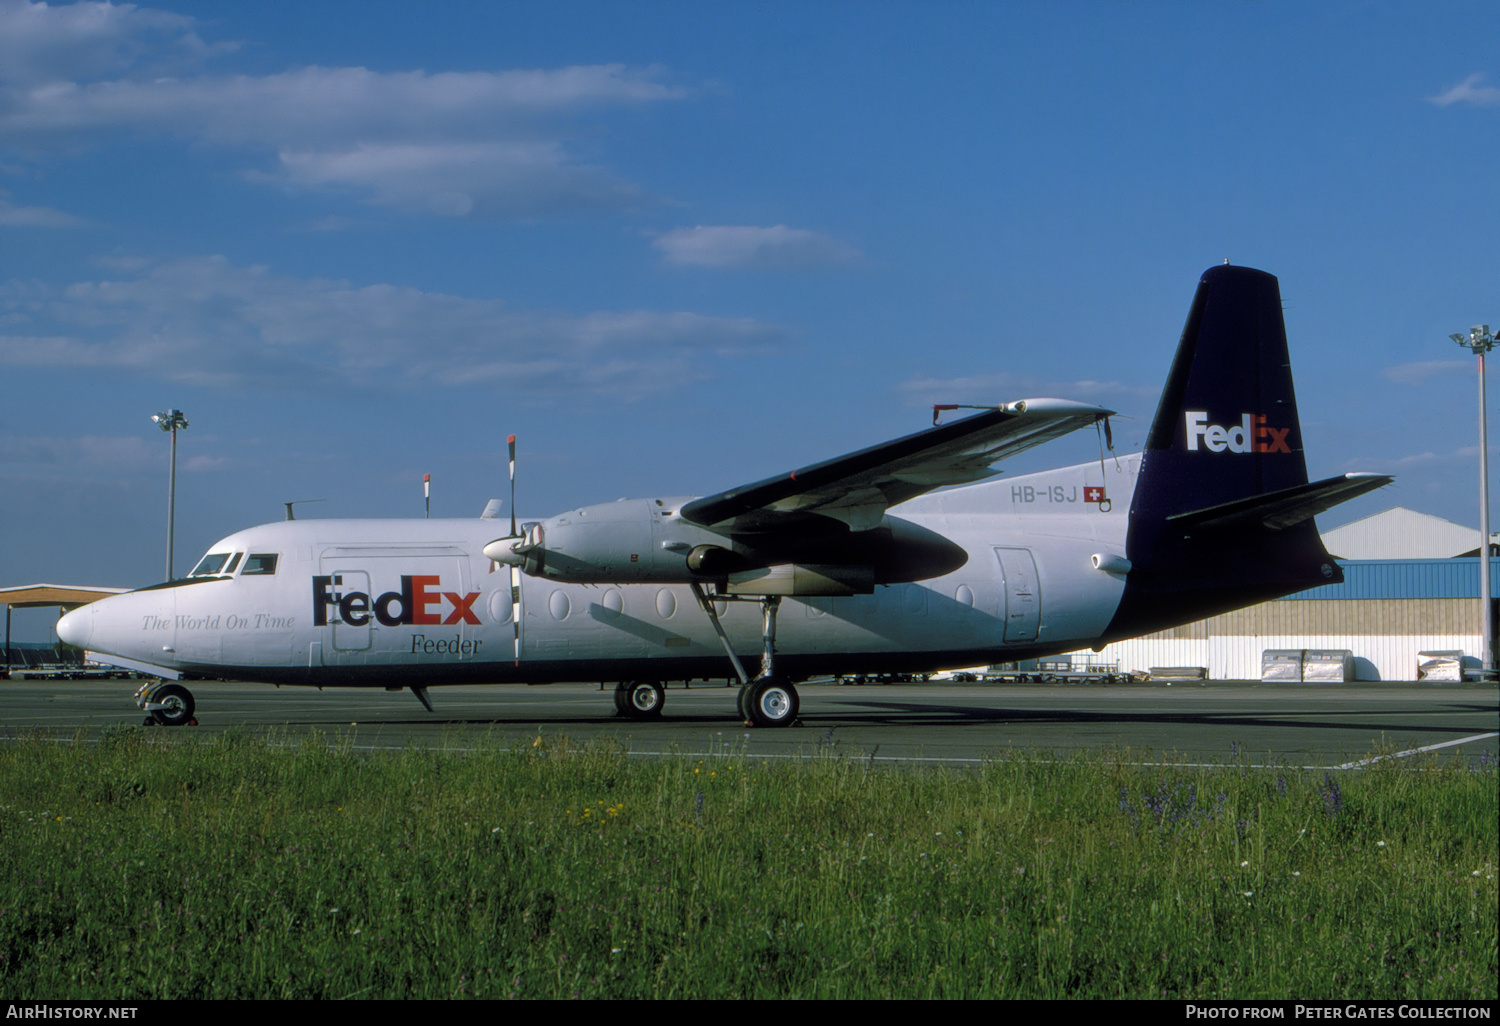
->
(58, 265, 1390, 727)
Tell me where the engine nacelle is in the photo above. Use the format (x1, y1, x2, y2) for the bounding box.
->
(485, 497, 719, 583)
(483, 496, 968, 587)
(686, 544, 752, 576)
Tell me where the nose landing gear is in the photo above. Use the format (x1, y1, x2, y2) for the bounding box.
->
(136, 680, 197, 727)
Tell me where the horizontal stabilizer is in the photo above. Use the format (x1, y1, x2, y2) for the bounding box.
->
(1165, 472, 1393, 533)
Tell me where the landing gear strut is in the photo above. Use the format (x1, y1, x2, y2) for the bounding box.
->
(136, 680, 196, 727)
(691, 584, 800, 728)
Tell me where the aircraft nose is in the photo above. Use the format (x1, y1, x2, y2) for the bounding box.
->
(56, 606, 92, 650)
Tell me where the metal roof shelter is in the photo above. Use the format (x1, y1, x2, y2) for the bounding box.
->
(1322, 506, 1499, 560)
(1, 584, 128, 609)
(3, 584, 127, 674)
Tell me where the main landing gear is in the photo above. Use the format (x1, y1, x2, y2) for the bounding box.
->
(692, 584, 800, 728)
(136, 679, 197, 727)
(738, 674, 799, 728)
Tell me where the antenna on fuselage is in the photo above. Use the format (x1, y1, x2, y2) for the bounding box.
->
(283, 499, 325, 521)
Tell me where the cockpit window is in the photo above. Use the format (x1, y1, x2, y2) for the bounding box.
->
(224, 552, 243, 575)
(188, 552, 232, 577)
(242, 553, 279, 576)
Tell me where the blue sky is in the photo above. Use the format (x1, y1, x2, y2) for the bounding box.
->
(3, 0, 1498, 637)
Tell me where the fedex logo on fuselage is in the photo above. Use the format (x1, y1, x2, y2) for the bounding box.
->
(312, 575, 481, 627)
(1184, 412, 1291, 454)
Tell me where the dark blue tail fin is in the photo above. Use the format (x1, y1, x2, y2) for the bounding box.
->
(1103, 265, 1389, 641)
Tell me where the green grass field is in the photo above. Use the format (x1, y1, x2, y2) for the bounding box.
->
(1, 727, 1494, 999)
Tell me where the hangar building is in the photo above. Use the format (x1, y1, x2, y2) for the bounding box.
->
(1064, 507, 1500, 681)
(3, 584, 127, 674)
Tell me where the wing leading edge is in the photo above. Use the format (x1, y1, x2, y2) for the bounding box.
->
(679, 399, 1113, 532)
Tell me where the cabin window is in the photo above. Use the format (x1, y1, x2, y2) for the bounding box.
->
(188, 552, 232, 577)
(242, 553, 279, 576)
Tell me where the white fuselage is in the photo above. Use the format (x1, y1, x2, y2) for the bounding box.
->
(61, 456, 1141, 686)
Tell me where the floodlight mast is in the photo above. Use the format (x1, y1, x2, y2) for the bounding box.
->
(1451, 326, 1497, 677)
(151, 409, 189, 580)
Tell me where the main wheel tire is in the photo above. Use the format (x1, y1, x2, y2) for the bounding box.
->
(622, 681, 665, 719)
(151, 683, 195, 727)
(613, 682, 633, 716)
(736, 683, 751, 722)
(745, 676, 799, 728)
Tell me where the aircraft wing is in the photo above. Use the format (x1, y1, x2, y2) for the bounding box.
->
(679, 399, 1112, 532)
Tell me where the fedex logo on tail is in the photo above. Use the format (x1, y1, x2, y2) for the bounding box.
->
(1184, 412, 1291, 454)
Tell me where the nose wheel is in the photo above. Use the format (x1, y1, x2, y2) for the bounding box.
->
(136, 681, 197, 727)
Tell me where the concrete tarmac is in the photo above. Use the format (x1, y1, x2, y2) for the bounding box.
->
(2, 677, 1496, 769)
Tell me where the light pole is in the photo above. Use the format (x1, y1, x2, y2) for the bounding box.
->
(151, 409, 189, 580)
(1451, 326, 1496, 677)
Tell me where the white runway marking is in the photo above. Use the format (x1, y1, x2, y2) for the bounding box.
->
(1337, 732, 1500, 770)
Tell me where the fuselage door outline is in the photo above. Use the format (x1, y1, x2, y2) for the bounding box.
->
(993, 547, 1041, 643)
(326, 568, 372, 653)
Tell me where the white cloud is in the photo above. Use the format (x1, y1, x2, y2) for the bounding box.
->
(272, 140, 640, 219)
(182, 454, 228, 472)
(1338, 445, 1479, 474)
(0, 196, 85, 226)
(0, 255, 786, 397)
(1381, 360, 1472, 384)
(0, 64, 684, 216)
(0, 0, 228, 87)
(898, 372, 1154, 408)
(654, 225, 861, 270)
(0, 1, 686, 219)
(0, 432, 155, 470)
(1429, 73, 1500, 108)
(2, 64, 686, 147)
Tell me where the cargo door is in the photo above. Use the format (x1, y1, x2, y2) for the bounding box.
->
(993, 547, 1041, 643)
(327, 569, 372, 652)
(319, 547, 473, 666)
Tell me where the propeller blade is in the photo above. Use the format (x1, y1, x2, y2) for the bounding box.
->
(510, 563, 522, 665)
(504, 433, 522, 663)
(507, 434, 517, 539)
